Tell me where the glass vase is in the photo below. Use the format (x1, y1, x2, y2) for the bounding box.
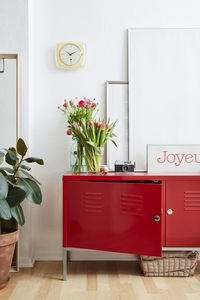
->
(84, 146, 104, 173)
(70, 141, 86, 173)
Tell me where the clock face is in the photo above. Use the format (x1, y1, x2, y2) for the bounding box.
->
(59, 44, 82, 66)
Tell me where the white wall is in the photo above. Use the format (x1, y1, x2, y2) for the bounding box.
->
(2, 0, 200, 265)
(0, 0, 32, 266)
(28, 0, 200, 261)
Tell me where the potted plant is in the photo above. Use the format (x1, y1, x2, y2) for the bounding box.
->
(58, 98, 117, 173)
(0, 138, 43, 289)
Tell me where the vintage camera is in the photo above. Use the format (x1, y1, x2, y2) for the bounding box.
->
(114, 160, 135, 173)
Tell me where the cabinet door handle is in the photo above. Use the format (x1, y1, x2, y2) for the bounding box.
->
(167, 209, 173, 215)
(154, 215, 160, 222)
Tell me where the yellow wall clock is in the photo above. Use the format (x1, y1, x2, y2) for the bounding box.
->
(56, 42, 85, 69)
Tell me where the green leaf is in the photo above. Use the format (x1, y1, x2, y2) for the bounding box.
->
(109, 139, 118, 148)
(24, 157, 44, 165)
(86, 141, 98, 149)
(20, 164, 31, 171)
(6, 179, 16, 187)
(0, 199, 12, 220)
(0, 173, 8, 200)
(9, 147, 17, 155)
(4, 149, 19, 166)
(0, 169, 7, 176)
(11, 204, 25, 226)
(6, 186, 26, 207)
(17, 138, 28, 156)
(0, 167, 14, 174)
(19, 169, 41, 185)
(0, 151, 5, 165)
(17, 178, 42, 204)
(110, 132, 118, 138)
(99, 131, 105, 147)
(96, 127, 101, 146)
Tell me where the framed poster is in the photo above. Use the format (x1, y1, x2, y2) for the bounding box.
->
(128, 28, 200, 171)
(106, 81, 129, 170)
(147, 144, 200, 173)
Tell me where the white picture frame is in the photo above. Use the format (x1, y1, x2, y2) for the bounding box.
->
(147, 144, 200, 173)
(106, 81, 129, 171)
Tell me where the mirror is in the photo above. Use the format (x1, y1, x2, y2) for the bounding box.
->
(0, 54, 18, 148)
(0, 54, 19, 271)
(128, 29, 200, 170)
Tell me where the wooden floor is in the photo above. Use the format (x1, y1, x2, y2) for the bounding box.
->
(1, 261, 200, 300)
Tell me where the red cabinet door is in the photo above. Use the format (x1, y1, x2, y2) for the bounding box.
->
(166, 180, 200, 247)
(65, 181, 162, 256)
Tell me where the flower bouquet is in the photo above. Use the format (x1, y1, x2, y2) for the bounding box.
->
(58, 97, 117, 173)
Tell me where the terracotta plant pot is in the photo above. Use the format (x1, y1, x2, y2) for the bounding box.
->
(0, 230, 19, 289)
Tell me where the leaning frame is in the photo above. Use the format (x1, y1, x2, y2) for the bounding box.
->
(0, 54, 19, 272)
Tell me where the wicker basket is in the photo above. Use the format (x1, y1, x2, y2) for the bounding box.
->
(140, 251, 199, 277)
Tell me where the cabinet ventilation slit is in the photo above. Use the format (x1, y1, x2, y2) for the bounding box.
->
(83, 192, 104, 213)
(184, 191, 200, 211)
(121, 193, 144, 216)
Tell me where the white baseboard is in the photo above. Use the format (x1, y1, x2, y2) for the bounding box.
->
(35, 250, 139, 261)
(35, 256, 62, 261)
(21, 249, 200, 267)
(20, 256, 35, 268)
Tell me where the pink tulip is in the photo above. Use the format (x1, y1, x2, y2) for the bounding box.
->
(79, 100, 85, 107)
(78, 126, 83, 132)
(92, 102, 96, 107)
(63, 102, 68, 107)
(72, 123, 76, 129)
(101, 123, 106, 130)
(69, 100, 73, 105)
(87, 104, 91, 109)
(66, 130, 72, 135)
(96, 122, 101, 127)
(85, 99, 91, 104)
(89, 121, 94, 128)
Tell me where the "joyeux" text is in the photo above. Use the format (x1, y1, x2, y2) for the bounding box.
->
(157, 151, 200, 166)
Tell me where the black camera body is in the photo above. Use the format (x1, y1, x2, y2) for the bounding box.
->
(114, 160, 135, 173)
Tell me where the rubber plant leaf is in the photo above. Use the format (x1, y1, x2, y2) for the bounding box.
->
(5, 149, 19, 166)
(11, 204, 25, 226)
(0, 173, 8, 200)
(24, 157, 44, 165)
(0, 151, 5, 165)
(17, 138, 28, 156)
(0, 199, 11, 220)
(17, 178, 42, 204)
(19, 169, 41, 185)
(6, 186, 26, 208)
(0, 167, 14, 174)
(20, 164, 31, 171)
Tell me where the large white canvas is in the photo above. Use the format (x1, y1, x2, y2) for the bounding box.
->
(128, 28, 200, 171)
(106, 82, 129, 170)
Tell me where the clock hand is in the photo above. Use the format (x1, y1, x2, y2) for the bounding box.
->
(69, 50, 79, 56)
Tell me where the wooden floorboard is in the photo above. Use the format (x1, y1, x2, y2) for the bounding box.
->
(0, 261, 200, 300)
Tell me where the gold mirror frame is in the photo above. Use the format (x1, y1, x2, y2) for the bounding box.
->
(0, 54, 19, 271)
(0, 54, 19, 142)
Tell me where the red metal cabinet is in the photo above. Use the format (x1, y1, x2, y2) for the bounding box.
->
(166, 180, 200, 247)
(64, 181, 162, 256)
(63, 173, 200, 266)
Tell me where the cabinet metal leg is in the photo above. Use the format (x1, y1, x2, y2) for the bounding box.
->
(63, 248, 67, 281)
